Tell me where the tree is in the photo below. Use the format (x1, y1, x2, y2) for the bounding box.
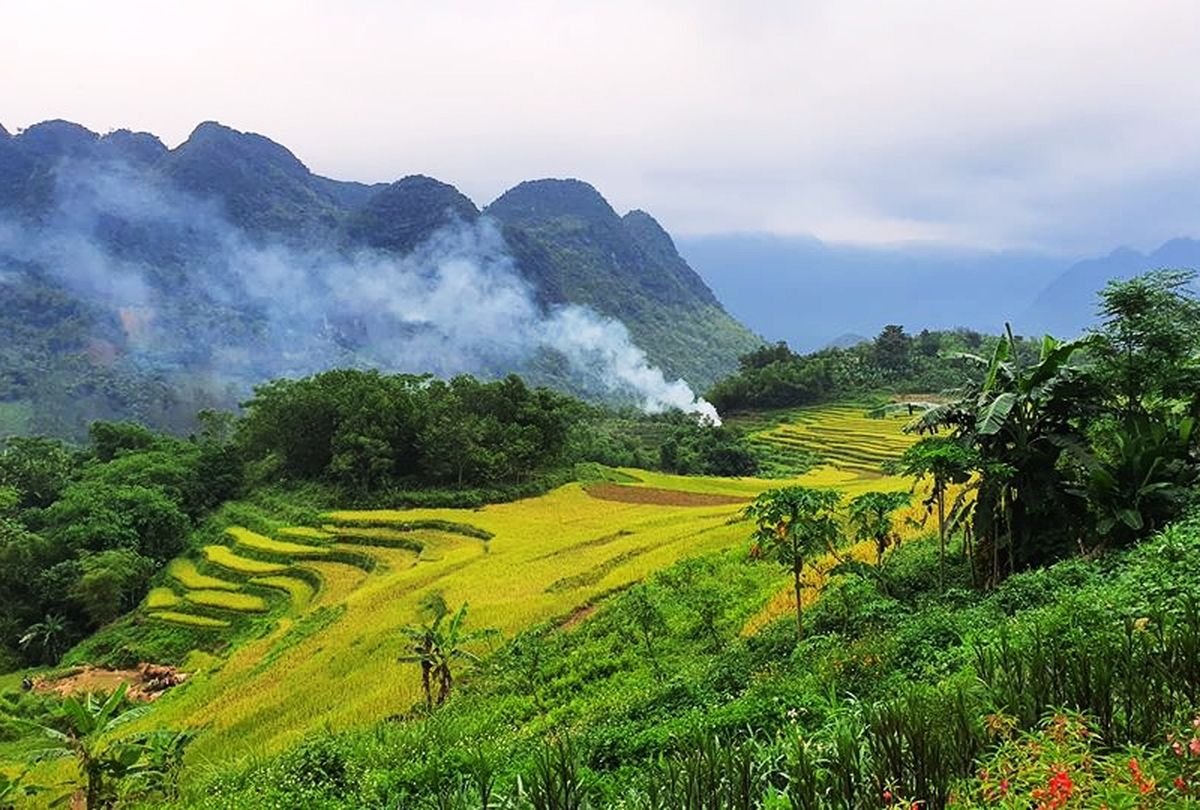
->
(1091, 269, 1200, 416)
(745, 487, 842, 638)
(847, 490, 911, 566)
(0, 436, 75, 509)
(910, 325, 1095, 578)
(895, 438, 975, 588)
(29, 682, 153, 809)
(72, 550, 155, 627)
(873, 325, 912, 373)
(399, 598, 495, 707)
(19, 614, 69, 665)
(621, 584, 668, 676)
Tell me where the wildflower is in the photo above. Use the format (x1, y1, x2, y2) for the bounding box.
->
(1176, 777, 1189, 793)
(1134, 616, 1150, 632)
(1190, 737, 1200, 757)
(1173, 740, 1184, 757)
(882, 789, 893, 804)
(999, 778, 1010, 796)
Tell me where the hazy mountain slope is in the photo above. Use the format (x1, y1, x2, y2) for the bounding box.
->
(486, 180, 759, 388)
(0, 121, 758, 437)
(679, 233, 1067, 350)
(1022, 238, 1200, 336)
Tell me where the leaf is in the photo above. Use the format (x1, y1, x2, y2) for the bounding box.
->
(977, 393, 1017, 436)
(982, 337, 1011, 393)
(1117, 509, 1144, 531)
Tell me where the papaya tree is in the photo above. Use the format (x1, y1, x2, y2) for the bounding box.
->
(847, 490, 912, 567)
(896, 438, 975, 588)
(745, 486, 842, 639)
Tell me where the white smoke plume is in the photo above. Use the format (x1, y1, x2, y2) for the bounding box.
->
(0, 159, 722, 424)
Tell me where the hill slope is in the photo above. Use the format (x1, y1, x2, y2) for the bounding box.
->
(0, 121, 757, 437)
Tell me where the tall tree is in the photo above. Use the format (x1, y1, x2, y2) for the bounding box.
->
(896, 438, 975, 588)
(745, 487, 842, 638)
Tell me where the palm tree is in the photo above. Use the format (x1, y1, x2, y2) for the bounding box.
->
(28, 681, 152, 809)
(745, 486, 842, 639)
(19, 614, 68, 665)
(400, 599, 495, 707)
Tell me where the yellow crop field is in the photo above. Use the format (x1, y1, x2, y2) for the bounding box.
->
(146, 586, 182, 609)
(202, 545, 289, 575)
(167, 559, 241, 591)
(184, 589, 269, 613)
(109, 403, 933, 771)
(148, 611, 230, 628)
(278, 526, 333, 540)
(226, 526, 330, 556)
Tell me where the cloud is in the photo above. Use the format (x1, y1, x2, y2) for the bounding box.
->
(4, 1, 1200, 253)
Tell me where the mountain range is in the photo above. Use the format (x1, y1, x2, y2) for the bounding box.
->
(0, 120, 759, 437)
(679, 234, 1200, 350)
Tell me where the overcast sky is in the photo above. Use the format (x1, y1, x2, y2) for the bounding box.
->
(4, 0, 1200, 254)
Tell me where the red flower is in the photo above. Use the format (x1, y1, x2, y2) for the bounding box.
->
(1176, 776, 1189, 793)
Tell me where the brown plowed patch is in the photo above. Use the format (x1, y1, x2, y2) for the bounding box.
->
(559, 603, 597, 630)
(34, 663, 187, 702)
(584, 483, 749, 507)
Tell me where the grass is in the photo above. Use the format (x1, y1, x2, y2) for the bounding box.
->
(184, 589, 269, 613)
(202, 545, 289, 575)
(148, 611, 231, 629)
(167, 559, 242, 591)
(226, 526, 330, 556)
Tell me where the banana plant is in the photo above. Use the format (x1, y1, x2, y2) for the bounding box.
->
(27, 682, 151, 809)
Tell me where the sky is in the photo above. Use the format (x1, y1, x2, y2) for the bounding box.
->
(4, 0, 1200, 254)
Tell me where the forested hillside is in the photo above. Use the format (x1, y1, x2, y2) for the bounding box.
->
(0, 120, 757, 439)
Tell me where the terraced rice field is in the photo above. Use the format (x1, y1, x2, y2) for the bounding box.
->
(126, 403, 932, 766)
(747, 404, 918, 477)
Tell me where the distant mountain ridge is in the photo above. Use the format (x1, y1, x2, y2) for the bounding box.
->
(680, 233, 1200, 350)
(0, 120, 758, 437)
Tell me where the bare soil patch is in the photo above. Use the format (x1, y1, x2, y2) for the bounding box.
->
(584, 483, 749, 507)
(558, 603, 597, 631)
(34, 663, 187, 702)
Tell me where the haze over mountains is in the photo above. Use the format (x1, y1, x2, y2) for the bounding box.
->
(680, 234, 1200, 350)
(0, 119, 755, 436)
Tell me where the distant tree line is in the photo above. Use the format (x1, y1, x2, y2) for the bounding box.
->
(706, 326, 1043, 411)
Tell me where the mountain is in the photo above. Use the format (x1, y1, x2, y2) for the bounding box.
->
(0, 120, 757, 437)
(485, 180, 756, 388)
(1022, 238, 1200, 336)
(678, 233, 1068, 351)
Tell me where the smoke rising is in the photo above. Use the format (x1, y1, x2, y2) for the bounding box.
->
(0, 159, 721, 424)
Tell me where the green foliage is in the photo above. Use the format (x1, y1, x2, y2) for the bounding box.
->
(238, 370, 581, 493)
(848, 489, 912, 566)
(746, 486, 842, 637)
(706, 329, 1040, 412)
(28, 682, 154, 809)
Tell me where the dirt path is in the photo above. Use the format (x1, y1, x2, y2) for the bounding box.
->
(35, 663, 187, 702)
(584, 483, 749, 507)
